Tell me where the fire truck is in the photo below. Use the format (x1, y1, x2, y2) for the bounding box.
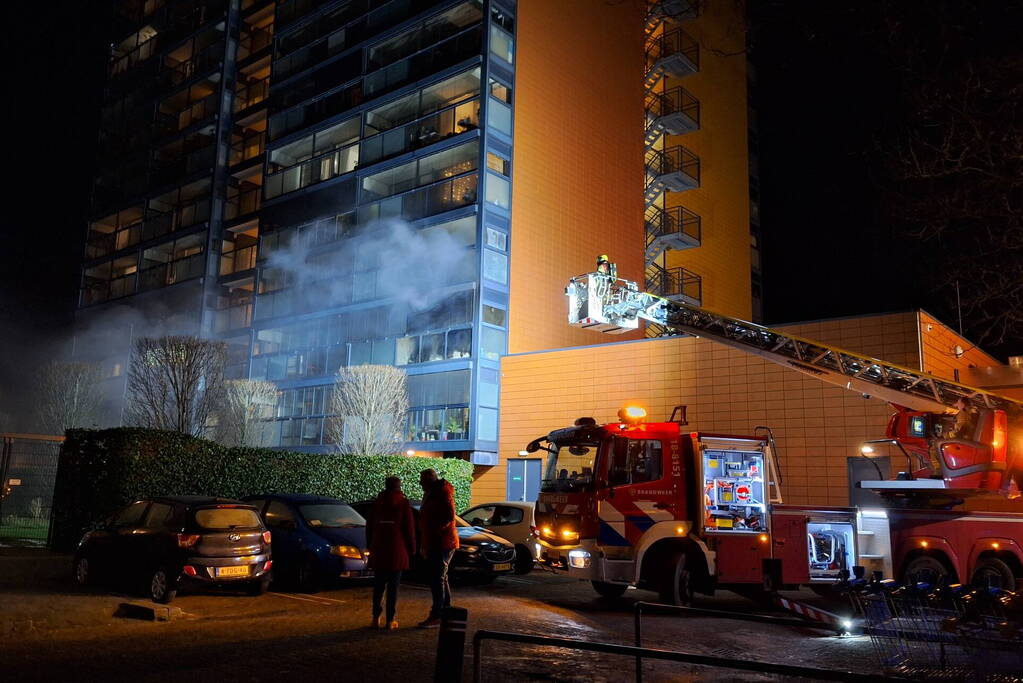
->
(526, 268, 1023, 606)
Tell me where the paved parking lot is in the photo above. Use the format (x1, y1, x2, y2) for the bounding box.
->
(1, 548, 881, 682)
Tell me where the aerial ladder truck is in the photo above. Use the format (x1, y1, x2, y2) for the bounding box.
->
(526, 266, 1023, 612)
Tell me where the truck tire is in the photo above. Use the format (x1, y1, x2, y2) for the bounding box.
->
(592, 581, 628, 599)
(658, 551, 694, 606)
(902, 555, 950, 585)
(971, 558, 1015, 590)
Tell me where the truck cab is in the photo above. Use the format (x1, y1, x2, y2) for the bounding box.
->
(528, 408, 865, 604)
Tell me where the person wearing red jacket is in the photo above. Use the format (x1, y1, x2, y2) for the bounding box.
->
(417, 468, 459, 628)
(367, 476, 416, 630)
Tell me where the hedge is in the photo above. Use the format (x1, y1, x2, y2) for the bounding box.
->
(51, 428, 474, 552)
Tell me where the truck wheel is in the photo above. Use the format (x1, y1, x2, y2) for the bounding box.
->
(902, 555, 950, 585)
(592, 581, 628, 599)
(971, 558, 1015, 590)
(658, 551, 694, 606)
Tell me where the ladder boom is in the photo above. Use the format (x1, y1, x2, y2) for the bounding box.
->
(567, 272, 1023, 419)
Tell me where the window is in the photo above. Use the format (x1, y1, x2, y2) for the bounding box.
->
(486, 153, 509, 176)
(463, 505, 495, 526)
(489, 79, 511, 104)
(477, 407, 498, 441)
(485, 172, 510, 208)
(361, 140, 478, 201)
(264, 501, 297, 529)
(483, 304, 506, 327)
(608, 438, 664, 487)
(114, 501, 149, 526)
(143, 503, 175, 529)
(194, 507, 263, 529)
(485, 227, 507, 251)
(447, 328, 471, 358)
(494, 505, 523, 525)
(490, 25, 513, 63)
(483, 249, 508, 284)
(487, 99, 512, 135)
(480, 326, 505, 360)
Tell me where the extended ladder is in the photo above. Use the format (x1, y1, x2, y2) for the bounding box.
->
(567, 271, 1023, 420)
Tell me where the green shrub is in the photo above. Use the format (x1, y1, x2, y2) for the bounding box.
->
(51, 428, 474, 551)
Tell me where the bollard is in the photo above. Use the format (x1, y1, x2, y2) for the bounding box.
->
(434, 606, 469, 683)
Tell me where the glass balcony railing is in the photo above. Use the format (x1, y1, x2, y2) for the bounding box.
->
(263, 142, 359, 200)
(230, 131, 266, 166)
(358, 173, 478, 224)
(647, 265, 702, 305)
(81, 272, 138, 306)
(225, 187, 262, 221)
(234, 78, 269, 112)
(360, 97, 480, 167)
(220, 244, 257, 275)
(144, 198, 212, 240)
(138, 252, 206, 292)
(214, 302, 254, 332)
(238, 26, 273, 60)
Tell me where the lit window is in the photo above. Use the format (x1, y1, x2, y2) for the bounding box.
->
(489, 79, 511, 104)
(486, 152, 509, 176)
(486, 227, 507, 251)
(490, 26, 513, 64)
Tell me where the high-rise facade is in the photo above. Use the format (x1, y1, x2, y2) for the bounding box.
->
(79, 0, 754, 471)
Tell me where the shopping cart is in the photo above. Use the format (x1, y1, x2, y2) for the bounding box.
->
(853, 583, 973, 680)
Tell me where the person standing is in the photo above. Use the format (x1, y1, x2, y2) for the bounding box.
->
(417, 468, 459, 628)
(367, 476, 416, 630)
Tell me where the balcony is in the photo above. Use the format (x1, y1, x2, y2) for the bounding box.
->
(646, 0, 698, 32)
(225, 186, 262, 221)
(360, 97, 480, 167)
(645, 205, 701, 263)
(263, 142, 358, 200)
(138, 252, 206, 292)
(647, 265, 702, 306)
(220, 244, 257, 276)
(234, 77, 269, 112)
(229, 130, 266, 166)
(645, 145, 699, 206)
(644, 26, 699, 92)
(238, 26, 273, 61)
(214, 302, 254, 332)
(644, 86, 699, 150)
(80, 271, 138, 307)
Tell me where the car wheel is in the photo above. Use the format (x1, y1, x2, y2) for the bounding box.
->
(513, 546, 534, 575)
(296, 556, 321, 593)
(658, 551, 693, 606)
(247, 576, 271, 596)
(971, 557, 1015, 590)
(592, 580, 628, 599)
(149, 567, 177, 604)
(903, 555, 951, 586)
(73, 555, 92, 586)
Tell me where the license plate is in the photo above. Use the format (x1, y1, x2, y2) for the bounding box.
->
(494, 563, 512, 572)
(216, 565, 250, 577)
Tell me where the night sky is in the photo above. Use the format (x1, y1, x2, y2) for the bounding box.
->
(0, 1, 1016, 425)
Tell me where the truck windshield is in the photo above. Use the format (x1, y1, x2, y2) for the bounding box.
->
(541, 439, 601, 493)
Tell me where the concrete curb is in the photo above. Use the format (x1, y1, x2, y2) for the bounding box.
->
(115, 601, 186, 622)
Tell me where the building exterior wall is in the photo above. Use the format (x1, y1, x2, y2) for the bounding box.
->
(918, 311, 1000, 382)
(478, 311, 989, 507)
(507, 0, 646, 354)
(660, 0, 752, 320)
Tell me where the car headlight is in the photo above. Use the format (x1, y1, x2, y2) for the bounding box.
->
(460, 544, 479, 554)
(330, 545, 363, 559)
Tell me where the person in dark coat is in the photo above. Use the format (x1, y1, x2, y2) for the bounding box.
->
(417, 468, 459, 628)
(367, 476, 416, 630)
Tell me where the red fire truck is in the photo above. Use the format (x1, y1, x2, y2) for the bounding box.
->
(526, 268, 1023, 606)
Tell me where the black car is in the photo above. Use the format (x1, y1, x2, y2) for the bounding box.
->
(73, 496, 272, 603)
(242, 494, 369, 591)
(351, 500, 516, 581)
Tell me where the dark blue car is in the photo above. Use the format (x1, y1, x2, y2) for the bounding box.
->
(242, 494, 369, 592)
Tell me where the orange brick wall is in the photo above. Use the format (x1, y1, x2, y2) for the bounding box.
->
(477, 311, 996, 506)
(660, 1, 752, 320)
(507, 0, 647, 354)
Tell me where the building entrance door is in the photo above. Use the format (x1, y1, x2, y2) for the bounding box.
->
(506, 458, 542, 502)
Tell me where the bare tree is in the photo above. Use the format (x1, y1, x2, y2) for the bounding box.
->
(215, 379, 279, 447)
(327, 365, 409, 456)
(35, 361, 103, 434)
(125, 336, 227, 437)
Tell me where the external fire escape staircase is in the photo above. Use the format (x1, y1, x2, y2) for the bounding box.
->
(643, 4, 703, 323)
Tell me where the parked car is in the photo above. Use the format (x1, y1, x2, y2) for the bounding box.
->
(460, 501, 537, 574)
(73, 496, 272, 603)
(350, 500, 516, 582)
(242, 494, 369, 591)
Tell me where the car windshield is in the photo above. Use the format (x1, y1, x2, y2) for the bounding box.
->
(299, 504, 365, 528)
(541, 438, 601, 493)
(456, 515, 470, 528)
(194, 507, 262, 529)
